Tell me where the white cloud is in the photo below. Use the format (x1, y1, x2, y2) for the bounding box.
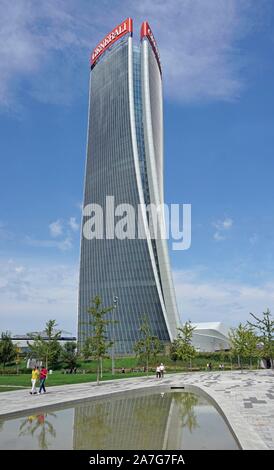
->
(213, 231, 226, 241)
(213, 217, 233, 231)
(59, 237, 73, 251)
(0, 221, 13, 240)
(0, 0, 266, 109)
(133, 0, 252, 102)
(0, 259, 78, 334)
(49, 220, 63, 237)
(212, 217, 233, 241)
(222, 218, 233, 229)
(1, 259, 273, 337)
(26, 235, 72, 251)
(14, 266, 25, 274)
(68, 217, 79, 232)
(173, 268, 274, 327)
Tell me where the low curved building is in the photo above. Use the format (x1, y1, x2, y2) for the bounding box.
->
(191, 322, 230, 352)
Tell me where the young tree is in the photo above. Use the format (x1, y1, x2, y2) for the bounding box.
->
(228, 323, 257, 372)
(245, 329, 260, 369)
(27, 320, 62, 369)
(173, 392, 199, 432)
(248, 309, 274, 369)
(82, 338, 92, 360)
(0, 332, 16, 369)
(174, 321, 197, 371)
(61, 342, 78, 371)
(170, 338, 180, 371)
(133, 316, 162, 376)
(82, 296, 115, 385)
(15, 345, 21, 375)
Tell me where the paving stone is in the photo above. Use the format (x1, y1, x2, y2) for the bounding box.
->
(0, 370, 273, 450)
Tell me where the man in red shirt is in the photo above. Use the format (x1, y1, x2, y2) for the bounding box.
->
(38, 366, 48, 394)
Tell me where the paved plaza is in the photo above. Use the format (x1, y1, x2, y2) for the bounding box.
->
(0, 369, 273, 450)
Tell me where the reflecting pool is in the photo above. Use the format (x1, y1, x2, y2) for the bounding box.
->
(0, 390, 240, 449)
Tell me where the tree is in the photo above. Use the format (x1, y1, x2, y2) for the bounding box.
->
(173, 321, 197, 370)
(228, 323, 258, 372)
(27, 320, 62, 369)
(82, 338, 92, 361)
(173, 392, 199, 432)
(61, 342, 78, 371)
(0, 332, 16, 369)
(245, 329, 260, 369)
(15, 345, 21, 375)
(170, 338, 180, 371)
(82, 296, 115, 385)
(133, 316, 162, 376)
(248, 309, 274, 369)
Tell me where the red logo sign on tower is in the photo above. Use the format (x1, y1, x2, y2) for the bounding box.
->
(91, 18, 133, 67)
(140, 21, 161, 74)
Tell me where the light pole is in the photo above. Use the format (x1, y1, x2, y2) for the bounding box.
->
(112, 296, 118, 376)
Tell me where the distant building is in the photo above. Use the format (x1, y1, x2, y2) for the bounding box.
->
(11, 331, 76, 354)
(190, 322, 230, 352)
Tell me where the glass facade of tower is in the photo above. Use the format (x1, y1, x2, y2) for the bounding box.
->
(78, 21, 179, 354)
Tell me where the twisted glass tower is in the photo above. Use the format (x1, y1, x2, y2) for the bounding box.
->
(78, 19, 180, 353)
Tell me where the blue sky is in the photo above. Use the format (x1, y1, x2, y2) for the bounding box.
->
(0, 0, 274, 334)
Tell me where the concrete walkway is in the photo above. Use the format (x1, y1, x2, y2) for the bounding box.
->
(0, 369, 273, 450)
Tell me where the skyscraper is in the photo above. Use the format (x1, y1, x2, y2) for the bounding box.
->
(78, 18, 180, 353)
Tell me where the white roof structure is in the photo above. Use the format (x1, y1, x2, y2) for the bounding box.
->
(190, 322, 230, 352)
(11, 331, 76, 351)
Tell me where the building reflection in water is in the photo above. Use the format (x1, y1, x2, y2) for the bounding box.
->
(0, 390, 239, 449)
(72, 391, 199, 450)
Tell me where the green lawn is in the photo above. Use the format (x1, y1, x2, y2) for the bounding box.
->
(0, 352, 257, 392)
(0, 387, 26, 392)
(0, 370, 157, 391)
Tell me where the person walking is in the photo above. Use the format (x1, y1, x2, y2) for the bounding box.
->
(38, 366, 48, 394)
(159, 363, 165, 378)
(156, 365, 161, 379)
(30, 366, 40, 395)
